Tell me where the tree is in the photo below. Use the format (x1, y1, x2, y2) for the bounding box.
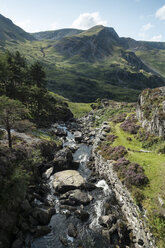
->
(29, 61, 46, 88)
(0, 96, 27, 148)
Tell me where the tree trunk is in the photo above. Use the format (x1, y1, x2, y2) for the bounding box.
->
(7, 128, 12, 149)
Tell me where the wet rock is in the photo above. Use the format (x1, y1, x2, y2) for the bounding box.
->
(101, 229, 110, 241)
(61, 210, 71, 217)
(32, 207, 55, 225)
(71, 161, 80, 170)
(42, 167, 53, 179)
(54, 127, 67, 137)
(53, 170, 85, 193)
(34, 225, 51, 238)
(81, 182, 97, 191)
(89, 131, 96, 136)
(68, 223, 77, 238)
(74, 131, 82, 142)
(60, 199, 76, 206)
(60, 205, 77, 212)
(53, 147, 73, 171)
(68, 189, 93, 205)
(74, 209, 89, 221)
(59, 236, 68, 246)
(99, 215, 114, 229)
(60, 189, 92, 205)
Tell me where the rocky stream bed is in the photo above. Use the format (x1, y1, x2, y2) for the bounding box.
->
(10, 114, 156, 248)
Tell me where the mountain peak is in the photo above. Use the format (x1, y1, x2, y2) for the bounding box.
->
(78, 25, 119, 40)
(0, 13, 35, 42)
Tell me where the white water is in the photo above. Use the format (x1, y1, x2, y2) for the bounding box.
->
(90, 180, 112, 230)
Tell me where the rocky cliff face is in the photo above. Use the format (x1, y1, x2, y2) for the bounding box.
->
(136, 87, 165, 137)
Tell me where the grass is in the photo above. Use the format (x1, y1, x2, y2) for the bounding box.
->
(1, 39, 157, 103)
(50, 91, 92, 118)
(109, 121, 165, 247)
(67, 102, 92, 118)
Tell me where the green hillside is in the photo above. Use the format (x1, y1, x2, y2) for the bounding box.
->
(0, 14, 35, 42)
(0, 14, 165, 103)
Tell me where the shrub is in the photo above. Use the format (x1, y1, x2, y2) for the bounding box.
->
(106, 134, 118, 144)
(113, 159, 149, 188)
(101, 145, 127, 160)
(112, 113, 127, 123)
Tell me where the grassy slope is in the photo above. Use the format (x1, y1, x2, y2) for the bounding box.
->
(136, 49, 165, 78)
(111, 122, 165, 247)
(2, 40, 143, 102)
(50, 92, 92, 118)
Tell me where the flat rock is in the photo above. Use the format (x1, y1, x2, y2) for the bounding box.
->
(53, 170, 85, 193)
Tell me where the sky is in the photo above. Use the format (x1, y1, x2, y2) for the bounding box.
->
(1, 0, 165, 41)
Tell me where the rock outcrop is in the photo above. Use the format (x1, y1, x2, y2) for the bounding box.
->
(136, 87, 165, 137)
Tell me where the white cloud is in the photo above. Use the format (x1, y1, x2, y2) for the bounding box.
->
(138, 23, 154, 40)
(71, 12, 107, 30)
(149, 34, 162, 42)
(141, 23, 154, 31)
(156, 5, 165, 20)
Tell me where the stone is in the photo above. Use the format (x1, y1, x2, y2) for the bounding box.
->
(68, 223, 77, 238)
(99, 215, 113, 228)
(101, 229, 110, 241)
(59, 236, 68, 246)
(74, 131, 82, 142)
(102, 125, 110, 133)
(74, 209, 89, 221)
(32, 207, 55, 225)
(81, 182, 96, 191)
(53, 148, 73, 171)
(53, 170, 85, 193)
(42, 167, 53, 179)
(34, 226, 51, 238)
(68, 189, 93, 205)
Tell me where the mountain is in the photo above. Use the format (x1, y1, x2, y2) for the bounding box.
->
(32, 28, 83, 41)
(54, 25, 121, 60)
(0, 14, 35, 42)
(0, 13, 164, 102)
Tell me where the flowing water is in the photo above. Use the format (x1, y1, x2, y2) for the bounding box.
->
(26, 124, 132, 248)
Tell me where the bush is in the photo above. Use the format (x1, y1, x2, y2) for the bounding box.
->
(106, 134, 118, 144)
(101, 145, 127, 160)
(113, 159, 149, 189)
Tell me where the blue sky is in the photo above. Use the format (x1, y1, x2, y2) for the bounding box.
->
(1, 0, 165, 41)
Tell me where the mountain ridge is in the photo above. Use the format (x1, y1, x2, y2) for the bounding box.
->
(0, 14, 35, 42)
(0, 13, 165, 102)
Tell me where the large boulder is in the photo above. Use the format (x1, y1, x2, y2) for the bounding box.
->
(60, 189, 93, 205)
(53, 148, 73, 171)
(53, 170, 85, 193)
(32, 207, 55, 225)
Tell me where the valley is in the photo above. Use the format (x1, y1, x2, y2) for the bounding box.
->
(1, 12, 165, 248)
